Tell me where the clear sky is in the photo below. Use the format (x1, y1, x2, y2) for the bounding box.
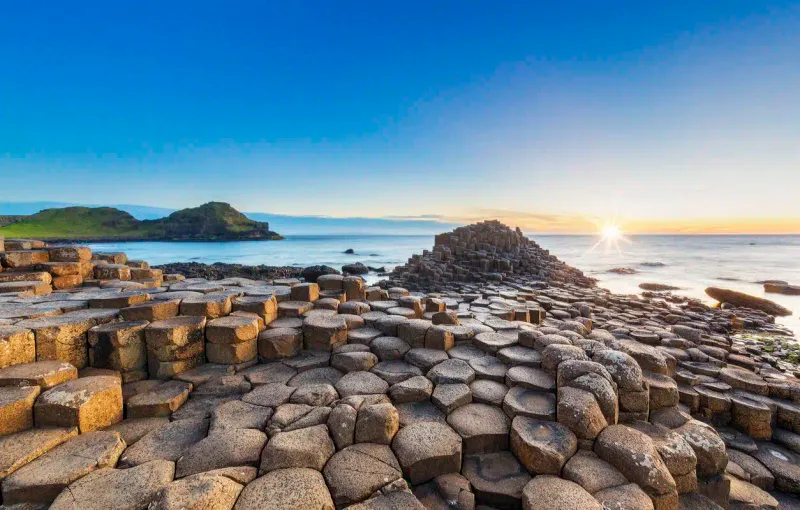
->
(1, 1, 798, 234)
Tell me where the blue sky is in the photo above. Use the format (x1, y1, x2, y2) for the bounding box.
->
(1, 1, 798, 233)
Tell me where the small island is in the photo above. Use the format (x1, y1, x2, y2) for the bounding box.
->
(0, 202, 283, 242)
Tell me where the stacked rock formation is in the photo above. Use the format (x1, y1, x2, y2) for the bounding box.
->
(0, 229, 797, 509)
(386, 220, 596, 291)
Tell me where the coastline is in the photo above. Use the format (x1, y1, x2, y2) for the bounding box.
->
(1, 221, 799, 508)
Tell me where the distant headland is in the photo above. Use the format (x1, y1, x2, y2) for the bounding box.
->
(0, 201, 283, 242)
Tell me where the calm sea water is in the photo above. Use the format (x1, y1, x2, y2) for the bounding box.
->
(88, 234, 800, 333)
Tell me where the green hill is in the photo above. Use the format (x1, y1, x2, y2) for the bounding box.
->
(0, 202, 283, 241)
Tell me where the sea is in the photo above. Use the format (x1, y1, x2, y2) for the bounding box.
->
(87, 234, 800, 334)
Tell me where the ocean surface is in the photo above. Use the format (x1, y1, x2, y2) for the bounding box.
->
(88, 234, 800, 334)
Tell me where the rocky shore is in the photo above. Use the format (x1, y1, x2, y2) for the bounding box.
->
(0, 223, 799, 509)
(153, 261, 305, 282)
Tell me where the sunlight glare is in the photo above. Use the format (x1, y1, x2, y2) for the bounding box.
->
(587, 222, 631, 255)
(601, 224, 622, 241)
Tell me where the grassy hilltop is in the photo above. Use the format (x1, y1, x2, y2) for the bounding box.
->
(0, 202, 283, 241)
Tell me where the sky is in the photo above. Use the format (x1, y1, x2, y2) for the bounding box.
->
(1, 1, 799, 234)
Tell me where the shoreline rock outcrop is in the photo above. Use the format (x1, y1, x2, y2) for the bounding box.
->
(706, 287, 792, 317)
(0, 223, 796, 509)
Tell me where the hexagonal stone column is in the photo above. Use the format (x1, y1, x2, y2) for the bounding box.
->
(234, 468, 334, 510)
(145, 316, 206, 379)
(258, 328, 302, 360)
(0, 360, 78, 390)
(87, 321, 148, 380)
(34, 375, 123, 433)
(1, 430, 126, 505)
(0, 326, 35, 368)
(179, 293, 232, 319)
(15, 315, 95, 369)
(392, 421, 462, 485)
(447, 403, 511, 454)
(232, 295, 278, 324)
(205, 315, 259, 365)
(0, 386, 40, 435)
(303, 315, 348, 351)
(291, 283, 320, 302)
(510, 416, 577, 475)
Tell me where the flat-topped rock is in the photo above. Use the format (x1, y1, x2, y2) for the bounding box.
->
(521, 475, 603, 510)
(511, 416, 577, 475)
(503, 385, 557, 420)
(35, 375, 123, 433)
(49, 459, 175, 510)
(149, 472, 243, 510)
(179, 293, 232, 319)
(323, 443, 403, 507)
(104, 416, 170, 445)
(119, 417, 209, 468)
(462, 451, 532, 509)
(427, 358, 475, 385)
(0, 427, 78, 481)
(302, 314, 348, 351)
(206, 315, 259, 344)
(15, 314, 95, 368)
(258, 327, 302, 359)
(447, 403, 510, 454)
(176, 427, 267, 478)
(473, 331, 518, 354)
(210, 399, 273, 432)
(145, 316, 207, 348)
(392, 421, 462, 485)
(260, 424, 334, 473)
(336, 370, 390, 397)
(234, 468, 334, 509)
(2, 430, 126, 505)
(0, 385, 40, 435)
(126, 380, 192, 418)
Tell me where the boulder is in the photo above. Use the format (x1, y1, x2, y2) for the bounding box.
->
(328, 403, 357, 450)
(676, 421, 728, 478)
(705, 287, 792, 316)
(557, 386, 608, 440)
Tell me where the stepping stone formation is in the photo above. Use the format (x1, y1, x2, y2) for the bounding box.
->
(0, 224, 797, 509)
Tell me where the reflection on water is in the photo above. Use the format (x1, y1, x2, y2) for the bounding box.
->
(533, 235, 800, 333)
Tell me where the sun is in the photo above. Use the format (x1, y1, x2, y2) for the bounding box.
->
(601, 224, 622, 241)
(588, 222, 630, 254)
